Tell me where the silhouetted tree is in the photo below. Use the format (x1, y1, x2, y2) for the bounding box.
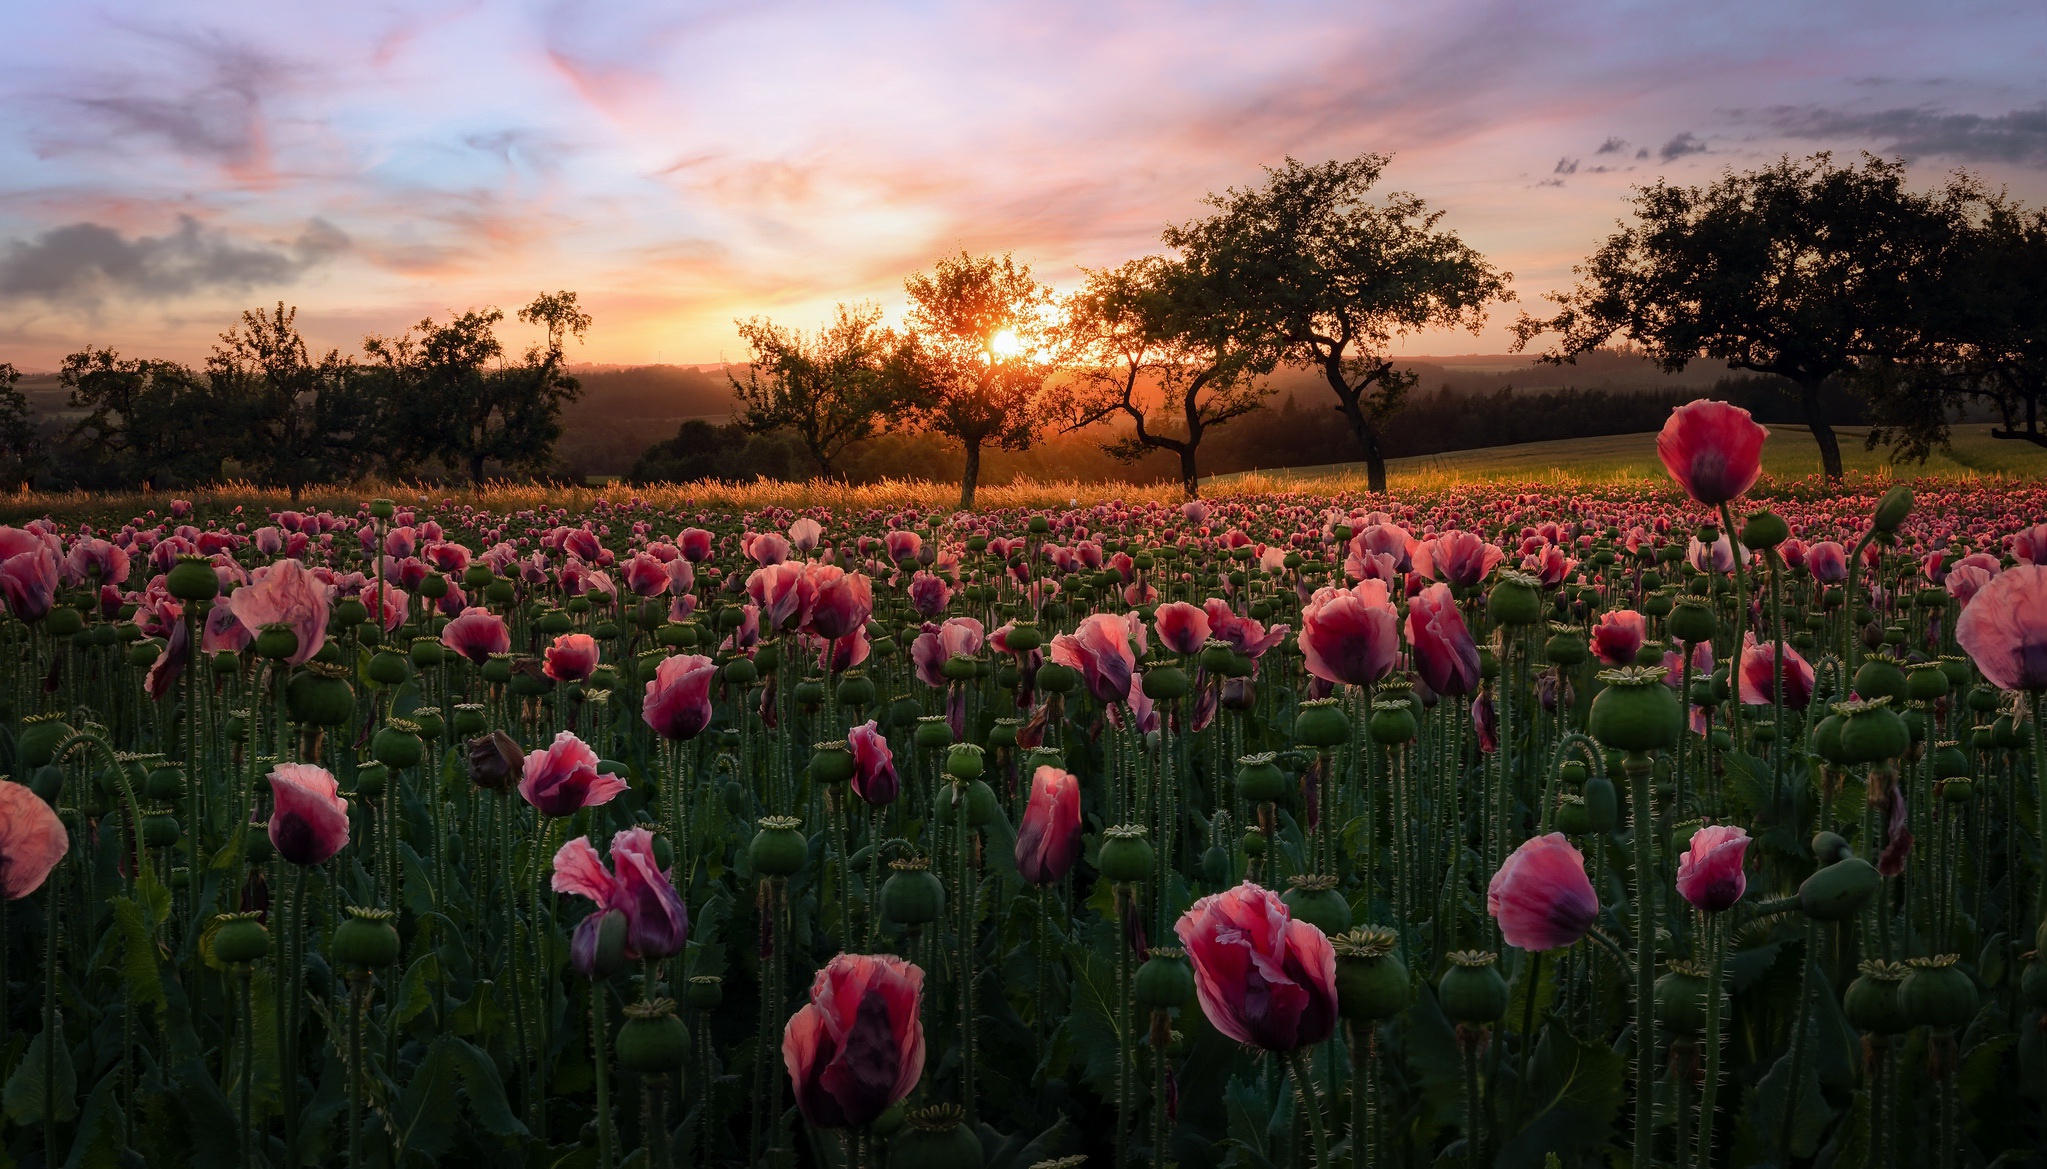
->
(627, 419, 805, 485)
(1514, 153, 1973, 479)
(1165, 155, 1510, 493)
(365, 291, 591, 485)
(208, 303, 380, 499)
(731, 302, 897, 478)
(59, 347, 230, 488)
(1059, 256, 1275, 497)
(0, 364, 34, 490)
(891, 252, 1057, 509)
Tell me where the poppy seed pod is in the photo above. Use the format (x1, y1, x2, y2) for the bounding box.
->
(1487, 573, 1544, 626)
(211, 912, 270, 965)
(881, 858, 945, 926)
(617, 998, 691, 1074)
(331, 906, 401, 968)
(1898, 954, 1976, 1029)
(1844, 960, 1911, 1036)
(1281, 875, 1353, 937)
(1332, 927, 1412, 1022)
(1294, 697, 1350, 747)
(1654, 962, 1711, 1034)
(1589, 667, 1681, 753)
(1097, 825, 1155, 883)
(749, 816, 808, 877)
(1438, 950, 1509, 1025)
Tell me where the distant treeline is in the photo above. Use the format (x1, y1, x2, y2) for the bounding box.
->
(625, 370, 1863, 487)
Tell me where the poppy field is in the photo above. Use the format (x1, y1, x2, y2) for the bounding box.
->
(3, 400, 2047, 1168)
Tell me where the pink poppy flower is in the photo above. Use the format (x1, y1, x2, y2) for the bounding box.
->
(1487, 833, 1598, 951)
(0, 781, 69, 898)
(230, 559, 330, 665)
(1956, 564, 2047, 691)
(643, 653, 717, 740)
(1174, 881, 1338, 1051)
(1676, 824, 1749, 912)
(1657, 399, 1768, 505)
(268, 762, 350, 866)
(544, 632, 601, 684)
(519, 731, 629, 818)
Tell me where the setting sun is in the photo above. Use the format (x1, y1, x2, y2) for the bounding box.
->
(988, 327, 1023, 358)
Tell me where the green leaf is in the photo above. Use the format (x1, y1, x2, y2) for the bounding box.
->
(392, 951, 442, 1036)
(1058, 942, 1125, 1098)
(3, 1028, 78, 1125)
(1220, 1073, 1279, 1169)
(61, 1066, 128, 1169)
(443, 1035, 527, 1140)
(106, 894, 170, 1020)
(1498, 1020, 1625, 1167)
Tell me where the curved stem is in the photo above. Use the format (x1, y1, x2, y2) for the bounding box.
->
(1287, 1046, 1332, 1169)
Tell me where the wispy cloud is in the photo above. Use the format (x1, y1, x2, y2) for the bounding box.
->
(1755, 104, 2047, 167)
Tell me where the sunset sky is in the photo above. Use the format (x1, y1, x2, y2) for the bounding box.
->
(3, 0, 2044, 371)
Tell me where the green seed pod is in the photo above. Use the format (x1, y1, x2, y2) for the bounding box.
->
(332, 598, 368, 629)
(721, 656, 759, 688)
(793, 677, 826, 708)
(211, 912, 270, 965)
(1487, 573, 1544, 627)
(165, 555, 220, 602)
(684, 975, 724, 1012)
(1134, 948, 1195, 1010)
(1843, 960, 1911, 1035)
(1438, 950, 1509, 1025)
(1004, 623, 1043, 652)
(1293, 697, 1350, 748)
(355, 763, 388, 799)
(1544, 626, 1589, 666)
(1588, 666, 1681, 753)
(809, 741, 856, 785)
(1654, 962, 1711, 1034)
(367, 649, 411, 686)
(1034, 662, 1079, 694)
(1097, 825, 1155, 883)
(141, 809, 181, 849)
(1740, 510, 1789, 550)
(1582, 775, 1618, 832)
(1898, 954, 1976, 1030)
(748, 816, 808, 876)
(286, 663, 356, 727)
(1280, 875, 1352, 936)
(913, 716, 954, 751)
(1809, 713, 1848, 765)
(371, 721, 426, 770)
(1141, 665, 1190, 701)
(252, 622, 300, 661)
(889, 1105, 983, 1169)
(1333, 927, 1412, 1022)
(1241, 829, 1267, 857)
(16, 715, 72, 770)
(943, 743, 985, 781)
(1852, 655, 1909, 705)
(1555, 796, 1592, 835)
(1798, 857, 1880, 921)
(331, 907, 402, 968)
(1367, 700, 1417, 745)
(881, 859, 946, 926)
(1836, 698, 1909, 764)
(145, 765, 184, 802)
(1235, 753, 1288, 802)
(615, 999, 691, 1074)
(835, 671, 876, 707)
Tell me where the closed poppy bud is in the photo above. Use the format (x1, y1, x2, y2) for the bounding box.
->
(1487, 833, 1598, 952)
(1675, 824, 1748, 912)
(1656, 399, 1767, 506)
(1015, 766, 1082, 886)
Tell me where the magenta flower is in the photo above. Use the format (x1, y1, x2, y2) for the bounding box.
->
(1175, 882, 1338, 1051)
(1300, 582, 1398, 688)
(1015, 766, 1082, 886)
(544, 632, 601, 683)
(441, 607, 512, 664)
(643, 653, 717, 740)
(1956, 564, 2047, 691)
(1487, 833, 1598, 951)
(1153, 601, 1212, 657)
(1591, 609, 1646, 666)
(553, 826, 689, 964)
(1407, 582, 1481, 697)
(230, 559, 330, 665)
(1676, 824, 1749, 912)
(0, 781, 69, 899)
(1049, 613, 1136, 705)
(519, 731, 629, 818)
(807, 568, 873, 641)
(1656, 399, 1768, 505)
(268, 762, 350, 866)
(846, 720, 899, 806)
(1736, 633, 1816, 708)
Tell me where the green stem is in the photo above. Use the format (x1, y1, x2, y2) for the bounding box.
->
(1777, 917, 1818, 1162)
(1694, 915, 1729, 1169)
(348, 971, 368, 1169)
(1460, 1034, 1483, 1169)
(592, 981, 614, 1169)
(1626, 752, 1657, 1169)
(1511, 950, 1542, 1131)
(1288, 1046, 1333, 1169)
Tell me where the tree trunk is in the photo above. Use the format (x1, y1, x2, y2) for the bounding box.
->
(1179, 446, 1200, 499)
(959, 439, 981, 511)
(1798, 381, 1844, 481)
(1333, 400, 1389, 494)
(469, 451, 487, 488)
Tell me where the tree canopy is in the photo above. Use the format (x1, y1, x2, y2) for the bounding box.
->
(731, 302, 898, 479)
(1164, 154, 1511, 493)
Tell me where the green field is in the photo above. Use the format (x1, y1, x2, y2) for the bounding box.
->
(1209, 423, 2047, 489)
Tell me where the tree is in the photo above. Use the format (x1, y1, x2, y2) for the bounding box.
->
(1513, 153, 1972, 479)
(891, 252, 1058, 509)
(59, 347, 230, 488)
(1164, 155, 1510, 493)
(627, 419, 806, 485)
(1932, 198, 2047, 447)
(208, 303, 381, 499)
(1058, 256, 1276, 496)
(731, 302, 897, 478)
(365, 291, 591, 485)
(0, 364, 35, 490)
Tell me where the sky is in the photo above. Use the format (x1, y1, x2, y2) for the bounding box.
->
(2, 0, 2044, 371)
